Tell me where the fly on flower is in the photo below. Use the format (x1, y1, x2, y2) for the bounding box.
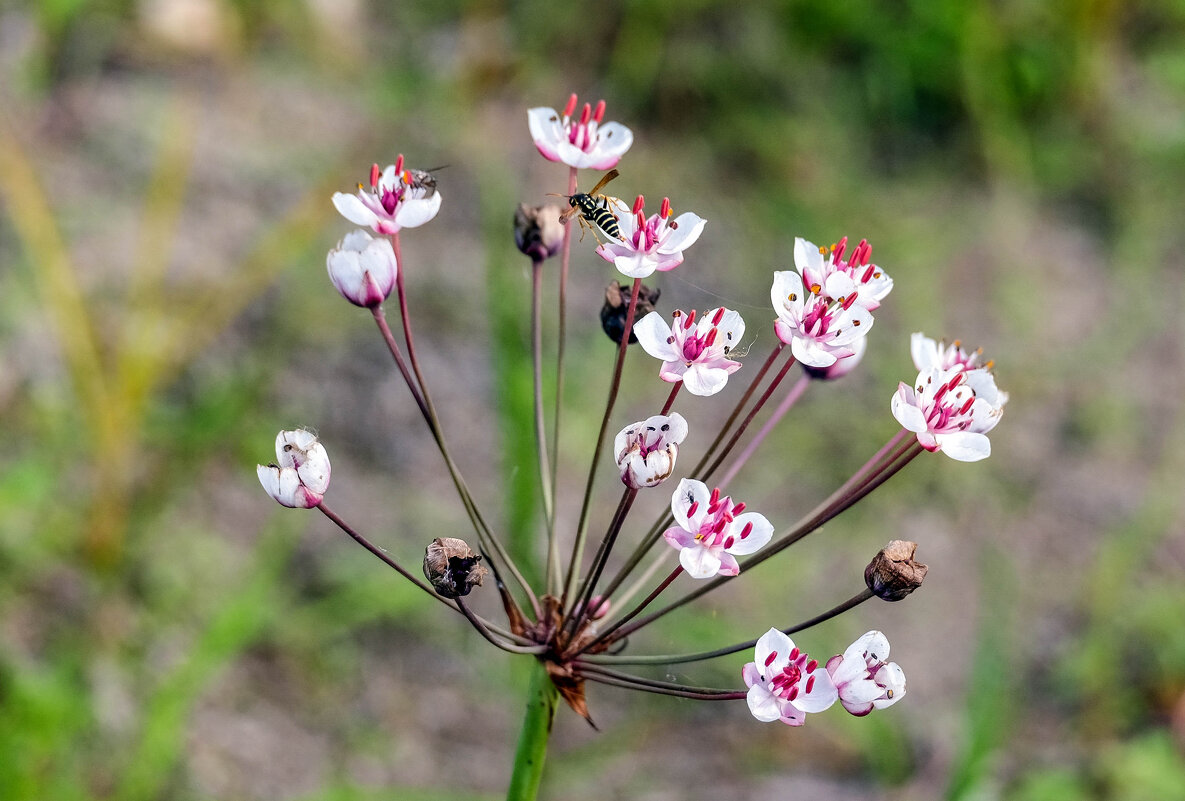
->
(555, 169, 623, 242)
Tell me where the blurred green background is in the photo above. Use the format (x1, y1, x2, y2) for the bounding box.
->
(2, 0, 1184, 798)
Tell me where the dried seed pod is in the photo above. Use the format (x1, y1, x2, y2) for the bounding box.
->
(864, 540, 928, 601)
(423, 537, 488, 598)
(601, 279, 660, 344)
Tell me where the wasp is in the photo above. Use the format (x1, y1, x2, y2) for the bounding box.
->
(555, 169, 622, 242)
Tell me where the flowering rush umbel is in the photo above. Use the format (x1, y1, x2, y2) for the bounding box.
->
(255, 97, 1006, 797)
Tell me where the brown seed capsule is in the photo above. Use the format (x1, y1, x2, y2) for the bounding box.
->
(423, 537, 488, 599)
(601, 279, 661, 344)
(864, 540, 928, 601)
(514, 203, 565, 261)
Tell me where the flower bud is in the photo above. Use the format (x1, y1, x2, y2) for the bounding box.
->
(601, 280, 660, 344)
(614, 413, 688, 489)
(257, 429, 331, 508)
(327, 230, 398, 307)
(423, 537, 488, 598)
(864, 540, 928, 601)
(514, 203, 565, 261)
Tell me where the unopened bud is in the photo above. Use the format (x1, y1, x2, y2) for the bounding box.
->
(514, 203, 565, 261)
(601, 280, 660, 344)
(423, 537, 488, 598)
(865, 540, 928, 601)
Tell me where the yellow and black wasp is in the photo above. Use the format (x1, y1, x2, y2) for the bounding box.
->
(556, 169, 622, 242)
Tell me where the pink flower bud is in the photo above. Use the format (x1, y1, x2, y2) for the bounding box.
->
(257, 429, 331, 508)
(327, 230, 398, 308)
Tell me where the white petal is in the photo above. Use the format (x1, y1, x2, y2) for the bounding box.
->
(670, 477, 710, 530)
(891, 386, 928, 432)
(681, 364, 730, 396)
(332, 193, 379, 228)
(934, 431, 991, 462)
(712, 308, 745, 346)
(633, 312, 681, 362)
(657, 212, 706, 254)
(395, 192, 442, 229)
(754, 628, 793, 674)
(613, 251, 658, 279)
(770, 271, 805, 317)
(828, 305, 874, 346)
(679, 545, 721, 579)
(791, 337, 838, 368)
(793, 237, 823, 276)
(746, 684, 783, 723)
(791, 669, 838, 713)
(725, 512, 773, 556)
(847, 630, 891, 663)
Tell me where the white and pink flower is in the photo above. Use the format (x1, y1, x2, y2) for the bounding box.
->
(891, 361, 1007, 462)
(771, 237, 886, 368)
(911, 332, 991, 373)
(527, 94, 633, 170)
(663, 478, 773, 578)
(614, 413, 688, 489)
(743, 628, 838, 726)
(797, 236, 894, 312)
(595, 195, 706, 278)
(634, 306, 744, 396)
(327, 229, 398, 308)
(825, 631, 907, 716)
(332, 157, 442, 235)
(257, 429, 331, 509)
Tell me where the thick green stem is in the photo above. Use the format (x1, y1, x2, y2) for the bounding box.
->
(506, 659, 559, 801)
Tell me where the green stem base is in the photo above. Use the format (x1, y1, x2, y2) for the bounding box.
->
(506, 658, 559, 800)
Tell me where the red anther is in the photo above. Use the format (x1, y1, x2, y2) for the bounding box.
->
(765, 651, 778, 667)
(593, 99, 606, 123)
(960, 396, 976, 414)
(660, 197, 671, 218)
(947, 373, 965, 392)
(789, 647, 799, 660)
(857, 239, 871, 265)
(710, 486, 720, 504)
(684, 309, 697, 329)
(686, 501, 699, 518)
(739, 521, 753, 539)
(394, 154, 404, 174)
(723, 536, 735, 549)
(711, 307, 725, 325)
(563, 93, 578, 117)
(842, 291, 859, 310)
(833, 236, 848, 263)
(788, 685, 799, 701)
(704, 327, 718, 347)
(632, 194, 645, 214)
(369, 163, 380, 188)
(732, 502, 745, 515)
(861, 264, 876, 283)
(636, 211, 646, 228)
(806, 658, 818, 672)
(805, 675, 815, 693)
(580, 103, 592, 125)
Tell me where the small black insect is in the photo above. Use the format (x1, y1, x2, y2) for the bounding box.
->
(402, 166, 446, 198)
(556, 169, 622, 242)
